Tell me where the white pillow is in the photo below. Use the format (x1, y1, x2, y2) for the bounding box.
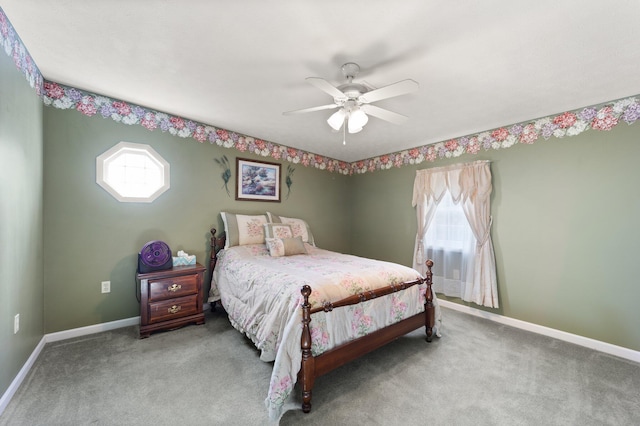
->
(266, 212, 315, 246)
(221, 212, 269, 248)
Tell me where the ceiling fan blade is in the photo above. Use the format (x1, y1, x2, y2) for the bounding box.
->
(305, 77, 347, 101)
(358, 79, 419, 103)
(283, 104, 339, 115)
(361, 104, 409, 125)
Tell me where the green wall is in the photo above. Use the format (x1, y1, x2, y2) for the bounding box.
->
(39, 96, 640, 351)
(0, 50, 44, 397)
(350, 123, 640, 351)
(42, 107, 352, 333)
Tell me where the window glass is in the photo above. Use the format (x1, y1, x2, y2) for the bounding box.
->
(96, 142, 169, 202)
(425, 192, 473, 251)
(424, 191, 475, 298)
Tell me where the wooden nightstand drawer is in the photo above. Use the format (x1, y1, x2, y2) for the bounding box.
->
(148, 274, 197, 301)
(136, 263, 206, 338)
(148, 294, 198, 324)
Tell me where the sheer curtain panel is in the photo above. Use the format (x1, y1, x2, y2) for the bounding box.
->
(412, 160, 499, 308)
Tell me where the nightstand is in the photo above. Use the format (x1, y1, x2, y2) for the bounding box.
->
(136, 263, 206, 338)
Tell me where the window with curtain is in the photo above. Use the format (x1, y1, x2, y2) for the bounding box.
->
(424, 191, 475, 299)
(412, 160, 499, 308)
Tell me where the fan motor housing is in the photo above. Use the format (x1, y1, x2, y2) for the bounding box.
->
(337, 83, 368, 100)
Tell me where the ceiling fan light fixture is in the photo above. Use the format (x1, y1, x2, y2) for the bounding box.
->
(350, 108, 368, 127)
(327, 109, 346, 131)
(348, 108, 368, 133)
(285, 62, 419, 141)
(348, 124, 363, 134)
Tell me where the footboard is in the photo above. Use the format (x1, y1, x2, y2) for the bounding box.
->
(299, 259, 434, 413)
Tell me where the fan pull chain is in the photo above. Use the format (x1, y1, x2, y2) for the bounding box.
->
(343, 117, 347, 145)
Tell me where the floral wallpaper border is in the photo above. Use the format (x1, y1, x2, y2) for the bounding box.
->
(40, 82, 640, 176)
(355, 97, 640, 174)
(0, 8, 43, 96)
(2, 8, 639, 176)
(41, 80, 352, 174)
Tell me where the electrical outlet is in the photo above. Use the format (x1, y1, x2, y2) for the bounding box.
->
(14, 314, 19, 334)
(101, 281, 111, 293)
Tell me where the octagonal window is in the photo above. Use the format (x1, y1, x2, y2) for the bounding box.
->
(96, 142, 170, 203)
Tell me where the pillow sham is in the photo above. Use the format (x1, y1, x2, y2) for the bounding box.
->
(266, 212, 315, 246)
(264, 223, 293, 239)
(221, 212, 269, 248)
(265, 236, 308, 257)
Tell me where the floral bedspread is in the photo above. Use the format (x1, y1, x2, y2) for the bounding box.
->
(209, 243, 440, 421)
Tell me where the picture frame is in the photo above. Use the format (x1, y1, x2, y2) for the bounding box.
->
(235, 158, 281, 202)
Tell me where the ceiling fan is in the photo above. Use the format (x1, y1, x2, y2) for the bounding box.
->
(283, 62, 419, 137)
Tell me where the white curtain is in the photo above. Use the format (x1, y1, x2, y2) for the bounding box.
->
(412, 160, 499, 308)
(423, 191, 475, 300)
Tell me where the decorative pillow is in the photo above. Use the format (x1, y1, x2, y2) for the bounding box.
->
(221, 212, 269, 248)
(264, 238, 285, 257)
(266, 212, 315, 246)
(264, 223, 293, 239)
(265, 236, 308, 257)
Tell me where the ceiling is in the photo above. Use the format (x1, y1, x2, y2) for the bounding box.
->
(3, 1, 640, 163)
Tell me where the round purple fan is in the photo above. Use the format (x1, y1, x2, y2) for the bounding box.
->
(139, 240, 172, 268)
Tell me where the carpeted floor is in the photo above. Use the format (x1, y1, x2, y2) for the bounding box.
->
(1, 307, 639, 425)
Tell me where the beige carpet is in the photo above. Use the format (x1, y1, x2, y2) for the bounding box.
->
(1, 307, 639, 425)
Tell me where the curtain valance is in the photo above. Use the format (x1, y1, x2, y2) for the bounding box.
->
(411, 160, 491, 207)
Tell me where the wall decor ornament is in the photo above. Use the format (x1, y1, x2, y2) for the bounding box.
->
(214, 155, 232, 197)
(236, 158, 281, 202)
(285, 165, 295, 199)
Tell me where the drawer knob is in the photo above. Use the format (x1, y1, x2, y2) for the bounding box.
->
(168, 283, 182, 292)
(168, 305, 181, 314)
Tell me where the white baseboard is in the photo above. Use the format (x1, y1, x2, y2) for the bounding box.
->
(0, 336, 46, 415)
(0, 316, 140, 417)
(438, 299, 640, 363)
(45, 316, 140, 343)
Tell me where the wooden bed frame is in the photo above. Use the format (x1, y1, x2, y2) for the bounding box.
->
(209, 228, 435, 413)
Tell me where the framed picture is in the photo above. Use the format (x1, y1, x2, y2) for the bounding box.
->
(236, 158, 281, 202)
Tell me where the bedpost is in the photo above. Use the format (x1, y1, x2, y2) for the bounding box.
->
(300, 285, 315, 413)
(209, 228, 226, 311)
(210, 228, 227, 273)
(424, 259, 435, 342)
(210, 228, 220, 272)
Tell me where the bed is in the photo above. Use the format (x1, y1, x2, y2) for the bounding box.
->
(208, 212, 440, 420)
